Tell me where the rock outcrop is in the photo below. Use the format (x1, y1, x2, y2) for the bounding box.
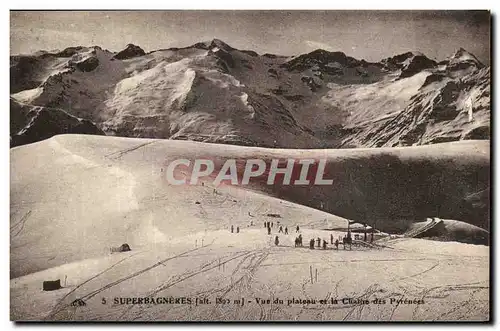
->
(113, 44, 146, 60)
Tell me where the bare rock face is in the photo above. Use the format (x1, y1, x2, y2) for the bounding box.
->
(10, 55, 43, 93)
(282, 49, 359, 72)
(301, 75, 322, 91)
(54, 46, 86, 57)
(10, 99, 104, 147)
(210, 47, 235, 73)
(74, 56, 99, 72)
(382, 51, 415, 67)
(113, 44, 146, 60)
(462, 126, 490, 140)
(398, 55, 437, 79)
(421, 72, 446, 87)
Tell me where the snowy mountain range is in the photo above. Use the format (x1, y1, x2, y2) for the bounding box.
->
(10, 39, 490, 148)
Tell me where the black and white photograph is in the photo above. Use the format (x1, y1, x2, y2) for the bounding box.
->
(9, 10, 491, 322)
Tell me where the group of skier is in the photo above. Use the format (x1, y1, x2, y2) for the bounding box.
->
(230, 225, 240, 233)
(265, 221, 300, 236)
(234, 218, 375, 250)
(280, 229, 375, 250)
(292, 232, 350, 250)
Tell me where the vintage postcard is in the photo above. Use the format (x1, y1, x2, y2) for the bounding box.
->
(10, 10, 490, 322)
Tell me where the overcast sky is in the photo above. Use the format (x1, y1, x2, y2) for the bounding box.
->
(10, 10, 490, 64)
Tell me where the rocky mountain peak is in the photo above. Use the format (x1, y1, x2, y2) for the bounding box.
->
(209, 38, 235, 51)
(449, 47, 484, 66)
(113, 44, 146, 60)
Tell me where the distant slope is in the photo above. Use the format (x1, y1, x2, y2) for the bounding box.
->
(10, 40, 490, 148)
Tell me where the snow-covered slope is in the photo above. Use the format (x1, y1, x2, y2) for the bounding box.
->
(10, 40, 490, 149)
(11, 135, 489, 277)
(10, 135, 489, 321)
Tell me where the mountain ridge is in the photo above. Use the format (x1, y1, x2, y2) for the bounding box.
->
(10, 39, 490, 149)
